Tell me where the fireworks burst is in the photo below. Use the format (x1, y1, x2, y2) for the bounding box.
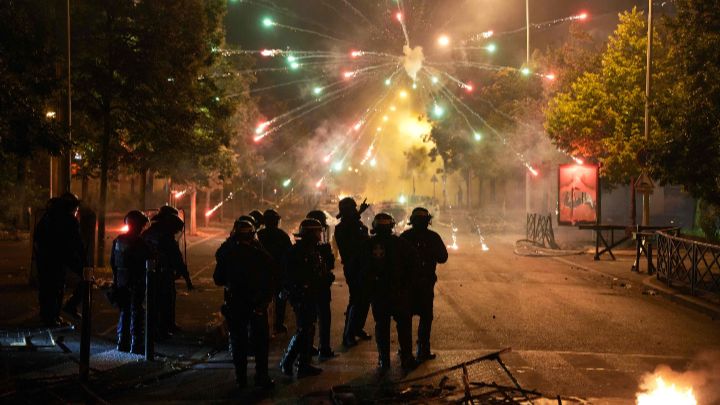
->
(221, 0, 591, 200)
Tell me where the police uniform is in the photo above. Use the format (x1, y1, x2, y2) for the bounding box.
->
(306, 211, 336, 358)
(111, 228, 151, 353)
(334, 209, 370, 346)
(33, 195, 85, 327)
(214, 226, 274, 388)
(257, 220, 293, 333)
(352, 214, 420, 370)
(142, 213, 187, 338)
(400, 211, 448, 360)
(280, 220, 324, 377)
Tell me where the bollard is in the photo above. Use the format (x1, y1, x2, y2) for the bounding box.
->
(79, 266, 94, 382)
(145, 258, 156, 361)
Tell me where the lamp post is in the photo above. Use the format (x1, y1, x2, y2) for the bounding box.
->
(526, 0, 530, 64)
(641, 0, 654, 226)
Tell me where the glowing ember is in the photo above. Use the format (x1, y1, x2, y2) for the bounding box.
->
(120, 224, 130, 233)
(173, 189, 187, 199)
(255, 121, 270, 135)
(572, 156, 584, 165)
(395, 12, 403, 22)
(205, 201, 224, 217)
(636, 377, 697, 405)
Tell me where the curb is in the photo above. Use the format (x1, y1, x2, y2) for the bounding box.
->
(641, 276, 720, 320)
(550, 257, 720, 320)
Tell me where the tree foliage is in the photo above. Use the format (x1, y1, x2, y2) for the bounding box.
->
(652, 0, 720, 206)
(545, 8, 671, 185)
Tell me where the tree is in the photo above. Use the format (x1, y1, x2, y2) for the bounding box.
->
(545, 8, 671, 186)
(0, 1, 65, 228)
(653, 0, 720, 207)
(71, 0, 239, 265)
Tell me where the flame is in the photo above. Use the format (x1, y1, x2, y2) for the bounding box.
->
(637, 377, 697, 405)
(120, 224, 130, 233)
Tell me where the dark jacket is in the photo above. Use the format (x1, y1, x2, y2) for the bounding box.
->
(33, 209, 85, 279)
(214, 238, 274, 309)
(351, 233, 419, 307)
(257, 227, 292, 264)
(400, 227, 448, 284)
(334, 219, 369, 265)
(284, 239, 325, 303)
(142, 222, 187, 279)
(110, 232, 151, 289)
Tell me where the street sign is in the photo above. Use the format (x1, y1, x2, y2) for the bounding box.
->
(635, 173, 655, 194)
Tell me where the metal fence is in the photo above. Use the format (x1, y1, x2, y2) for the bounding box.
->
(525, 213, 560, 249)
(656, 231, 720, 295)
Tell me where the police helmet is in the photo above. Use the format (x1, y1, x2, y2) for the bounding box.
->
(124, 210, 149, 231)
(409, 207, 432, 227)
(232, 219, 256, 240)
(297, 218, 323, 238)
(336, 197, 357, 219)
(371, 212, 396, 234)
(249, 210, 265, 227)
(57, 192, 80, 213)
(237, 215, 257, 228)
(158, 205, 179, 217)
(152, 206, 184, 233)
(263, 209, 281, 222)
(306, 210, 328, 227)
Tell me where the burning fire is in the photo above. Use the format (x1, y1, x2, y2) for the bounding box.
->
(637, 377, 697, 405)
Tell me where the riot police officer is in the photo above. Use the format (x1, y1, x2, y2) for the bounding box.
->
(257, 209, 293, 334)
(400, 207, 448, 362)
(334, 197, 372, 347)
(214, 219, 275, 389)
(142, 206, 192, 339)
(33, 193, 84, 327)
(352, 213, 419, 372)
(279, 219, 324, 378)
(248, 210, 265, 231)
(306, 210, 336, 359)
(110, 211, 151, 353)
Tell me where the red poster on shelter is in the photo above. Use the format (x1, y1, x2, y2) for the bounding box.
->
(558, 164, 599, 225)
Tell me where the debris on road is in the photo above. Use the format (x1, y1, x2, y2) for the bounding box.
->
(325, 348, 560, 404)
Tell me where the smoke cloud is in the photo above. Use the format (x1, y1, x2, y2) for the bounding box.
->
(403, 45, 424, 81)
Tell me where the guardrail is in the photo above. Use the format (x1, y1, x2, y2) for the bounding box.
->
(656, 231, 720, 295)
(525, 214, 560, 249)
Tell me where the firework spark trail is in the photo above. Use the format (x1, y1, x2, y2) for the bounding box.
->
(240, 0, 347, 39)
(247, 78, 314, 95)
(255, 74, 375, 142)
(465, 12, 594, 43)
(395, 1, 411, 48)
(434, 79, 541, 173)
(422, 66, 531, 168)
(255, 64, 396, 142)
(270, 21, 352, 44)
(340, 0, 382, 33)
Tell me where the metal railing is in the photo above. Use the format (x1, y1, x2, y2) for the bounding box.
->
(656, 231, 720, 296)
(525, 213, 560, 249)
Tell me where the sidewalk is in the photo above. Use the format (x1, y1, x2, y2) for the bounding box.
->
(542, 244, 720, 320)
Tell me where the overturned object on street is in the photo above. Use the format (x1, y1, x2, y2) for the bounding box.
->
(332, 348, 545, 404)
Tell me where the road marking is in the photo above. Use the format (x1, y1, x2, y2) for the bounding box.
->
(186, 229, 226, 249)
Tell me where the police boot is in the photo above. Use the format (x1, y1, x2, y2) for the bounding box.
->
(342, 309, 358, 347)
(296, 356, 323, 379)
(400, 353, 419, 371)
(279, 335, 300, 376)
(130, 336, 144, 355)
(416, 342, 436, 362)
(254, 374, 275, 389)
(117, 336, 131, 353)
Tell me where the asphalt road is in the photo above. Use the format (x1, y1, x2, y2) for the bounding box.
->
(3, 219, 719, 403)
